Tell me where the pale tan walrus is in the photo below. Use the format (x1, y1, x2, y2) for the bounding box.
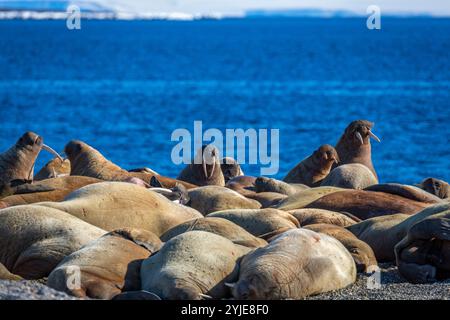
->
(321, 163, 378, 189)
(34, 157, 71, 181)
(228, 228, 356, 299)
(36, 182, 203, 236)
(288, 208, 360, 227)
(141, 231, 251, 300)
(47, 228, 163, 299)
(0, 205, 106, 279)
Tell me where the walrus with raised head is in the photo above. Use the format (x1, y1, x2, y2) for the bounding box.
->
(34, 157, 71, 181)
(283, 144, 339, 186)
(0, 132, 62, 186)
(64, 140, 195, 189)
(0, 205, 106, 279)
(37, 182, 203, 236)
(220, 157, 244, 183)
(187, 186, 261, 215)
(416, 177, 450, 200)
(228, 229, 356, 299)
(141, 231, 251, 300)
(208, 208, 300, 240)
(160, 217, 267, 248)
(47, 228, 163, 299)
(333, 120, 381, 180)
(304, 223, 378, 273)
(0, 176, 101, 207)
(321, 163, 378, 189)
(177, 145, 225, 187)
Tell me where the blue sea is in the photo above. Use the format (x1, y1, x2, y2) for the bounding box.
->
(0, 18, 449, 183)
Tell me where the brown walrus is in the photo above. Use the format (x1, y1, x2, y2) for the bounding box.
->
(0, 176, 101, 207)
(395, 207, 450, 283)
(347, 203, 450, 262)
(225, 176, 257, 196)
(37, 182, 203, 237)
(333, 120, 381, 180)
(177, 145, 225, 187)
(0, 205, 106, 279)
(64, 140, 196, 189)
(245, 192, 287, 208)
(283, 144, 339, 186)
(288, 208, 360, 227)
(305, 190, 429, 220)
(141, 231, 251, 300)
(0, 132, 62, 186)
(416, 177, 450, 200)
(228, 229, 356, 299)
(304, 223, 378, 273)
(47, 228, 163, 299)
(365, 183, 444, 204)
(160, 217, 268, 248)
(34, 157, 71, 181)
(253, 176, 309, 196)
(220, 157, 244, 183)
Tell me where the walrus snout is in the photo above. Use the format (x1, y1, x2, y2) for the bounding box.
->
(348, 120, 380, 145)
(17, 132, 41, 149)
(64, 140, 84, 159)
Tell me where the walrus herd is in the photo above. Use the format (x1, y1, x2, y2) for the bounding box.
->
(0, 120, 449, 300)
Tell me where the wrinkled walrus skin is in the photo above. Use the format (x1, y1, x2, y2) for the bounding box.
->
(321, 163, 378, 190)
(0, 176, 101, 208)
(160, 217, 268, 248)
(416, 177, 450, 200)
(283, 144, 339, 187)
(304, 224, 378, 273)
(230, 229, 356, 299)
(36, 182, 203, 236)
(141, 231, 251, 300)
(274, 187, 345, 211)
(305, 190, 429, 220)
(365, 183, 444, 204)
(64, 140, 196, 189)
(253, 177, 309, 196)
(0, 205, 106, 279)
(288, 208, 360, 227)
(47, 228, 163, 299)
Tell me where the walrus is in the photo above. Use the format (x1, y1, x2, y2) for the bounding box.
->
(225, 176, 257, 196)
(304, 224, 378, 273)
(0, 132, 62, 186)
(0, 263, 22, 281)
(47, 228, 163, 299)
(0, 176, 101, 207)
(416, 177, 450, 200)
(220, 157, 244, 183)
(141, 231, 251, 300)
(228, 229, 356, 299)
(305, 190, 429, 220)
(394, 207, 450, 283)
(283, 144, 339, 186)
(245, 192, 287, 208)
(187, 186, 261, 215)
(347, 203, 450, 262)
(333, 120, 380, 180)
(36, 182, 203, 236)
(160, 217, 267, 248)
(64, 140, 196, 189)
(274, 187, 345, 211)
(0, 205, 106, 279)
(288, 208, 360, 227)
(34, 157, 71, 181)
(254, 177, 309, 196)
(208, 208, 300, 240)
(365, 183, 444, 204)
(149, 176, 190, 205)
(321, 163, 378, 189)
(177, 145, 225, 187)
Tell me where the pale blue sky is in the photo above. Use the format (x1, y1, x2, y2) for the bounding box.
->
(107, 0, 450, 16)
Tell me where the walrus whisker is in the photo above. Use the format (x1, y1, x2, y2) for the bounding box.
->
(355, 131, 364, 145)
(368, 130, 381, 143)
(42, 144, 63, 161)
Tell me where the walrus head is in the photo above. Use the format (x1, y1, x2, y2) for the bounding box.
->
(419, 178, 450, 199)
(221, 157, 244, 183)
(312, 144, 340, 166)
(340, 120, 381, 146)
(193, 145, 221, 181)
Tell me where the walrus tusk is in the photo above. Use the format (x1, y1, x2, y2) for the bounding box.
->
(202, 153, 208, 180)
(368, 131, 381, 143)
(355, 131, 364, 145)
(225, 282, 236, 289)
(198, 293, 213, 300)
(149, 188, 173, 194)
(42, 144, 63, 161)
(209, 157, 216, 180)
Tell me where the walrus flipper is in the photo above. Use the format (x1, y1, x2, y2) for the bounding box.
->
(14, 184, 57, 195)
(409, 217, 450, 241)
(397, 262, 437, 284)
